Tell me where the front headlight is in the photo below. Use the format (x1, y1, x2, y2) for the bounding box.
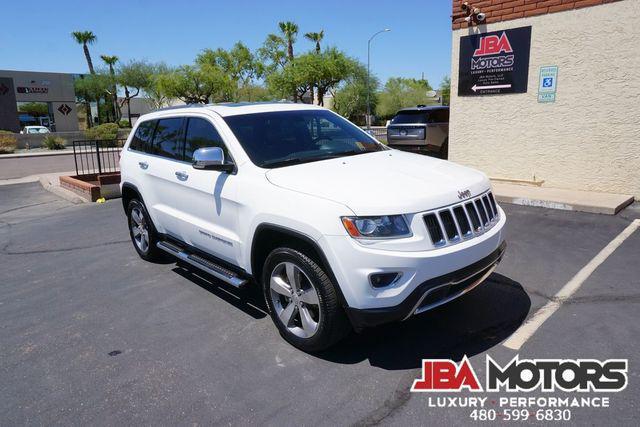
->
(341, 215, 412, 239)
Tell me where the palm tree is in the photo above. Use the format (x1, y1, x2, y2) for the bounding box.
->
(278, 21, 299, 101)
(101, 55, 120, 121)
(71, 31, 97, 74)
(304, 30, 324, 103)
(304, 30, 324, 53)
(278, 21, 298, 62)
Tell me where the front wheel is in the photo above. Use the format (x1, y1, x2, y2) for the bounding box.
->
(262, 248, 350, 352)
(127, 199, 163, 262)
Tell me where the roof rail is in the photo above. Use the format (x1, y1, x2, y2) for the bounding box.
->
(154, 103, 205, 112)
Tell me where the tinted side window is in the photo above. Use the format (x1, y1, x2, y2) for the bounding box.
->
(152, 118, 184, 160)
(427, 109, 449, 123)
(184, 118, 227, 161)
(130, 120, 156, 152)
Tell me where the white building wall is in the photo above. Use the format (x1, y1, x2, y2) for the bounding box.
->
(449, 1, 640, 197)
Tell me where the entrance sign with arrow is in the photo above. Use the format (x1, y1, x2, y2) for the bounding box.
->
(458, 26, 532, 96)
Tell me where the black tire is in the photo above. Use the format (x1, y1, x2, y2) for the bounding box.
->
(262, 248, 350, 352)
(126, 199, 164, 262)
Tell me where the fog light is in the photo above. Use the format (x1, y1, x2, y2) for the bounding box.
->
(370, 272, 401, 288)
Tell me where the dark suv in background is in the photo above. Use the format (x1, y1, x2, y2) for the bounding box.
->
(386, 106, 449, 159)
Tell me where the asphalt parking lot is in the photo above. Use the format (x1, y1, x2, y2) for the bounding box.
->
(1, 182, 639, 425)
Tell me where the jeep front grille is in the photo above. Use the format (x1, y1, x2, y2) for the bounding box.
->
(423, 191, 499, 247)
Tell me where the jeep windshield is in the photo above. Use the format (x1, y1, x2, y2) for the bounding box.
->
(390, 108, 449, 125)
(223, 110, 386, 168)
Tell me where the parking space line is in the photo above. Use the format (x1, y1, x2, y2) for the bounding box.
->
(503, 219, 640, 351)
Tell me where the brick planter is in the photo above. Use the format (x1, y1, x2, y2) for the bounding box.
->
(59, 172, 121, 202)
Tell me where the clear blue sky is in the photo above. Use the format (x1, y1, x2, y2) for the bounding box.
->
(1, 0, 452, 87)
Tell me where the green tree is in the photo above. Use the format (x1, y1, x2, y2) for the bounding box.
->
(314, 48, 357, 106)
(258, 33, 287, 73)
(100, 55, 120, 121)
(278, 21, 299, 62)
(304, 30, 324, 102)
(237, 84, 272, 102)
(72, 30, 99, 125)
(376, 77, 435, 119)
(71, 31, 97, 74)
(304, 30, 324, 53)
(278, 21, 299, 101)
(156, 64, 232, 105)
(117, 61, 154, 127)
(440, 75, 451, 106)
(74, 73, 112, 128)
(18, 102, 49, 117)
(267, 48, 358, 106)
(144, 63, 172, 110)
(332, 64, 379, 124)
(197, 42, 264, 101)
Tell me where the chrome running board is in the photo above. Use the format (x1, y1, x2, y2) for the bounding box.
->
(157, 241, 248, 288)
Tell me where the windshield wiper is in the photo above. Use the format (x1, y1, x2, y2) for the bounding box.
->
(262, 150, 369, 168)
(261, 157, 309, 168)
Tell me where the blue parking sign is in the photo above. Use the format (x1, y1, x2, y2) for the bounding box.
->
(538, 66, 558, 103)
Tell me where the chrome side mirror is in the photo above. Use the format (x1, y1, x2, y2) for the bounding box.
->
(192, 147, 234, 173)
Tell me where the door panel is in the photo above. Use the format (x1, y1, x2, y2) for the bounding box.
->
(174, 169, 240, 265)
(174, 117, 240, 265)
(143, 117, 185, 238)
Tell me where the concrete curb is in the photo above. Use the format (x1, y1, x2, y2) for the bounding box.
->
(0, 174, 41, 186)
(0, 149, 75, 159)
(38, 172, 88, 204)
(492, 181, 635, 215)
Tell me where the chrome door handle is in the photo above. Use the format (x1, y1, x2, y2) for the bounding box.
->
(138, 161, 148, 170)
(175, 171, 189, 181)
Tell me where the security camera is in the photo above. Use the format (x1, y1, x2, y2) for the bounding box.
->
(476, 12, 486, 22)
(464, 15, 472, 22)
(461, 2, 470, 12)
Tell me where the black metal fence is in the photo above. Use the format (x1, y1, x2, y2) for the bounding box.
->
(72, 139, 126, 176)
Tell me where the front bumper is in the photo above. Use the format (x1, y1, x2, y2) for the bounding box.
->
(345, 241, 506, 329)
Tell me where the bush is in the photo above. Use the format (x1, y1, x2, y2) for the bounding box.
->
(0, 130, 17, 154)
(118, 119, 131, 129)
(85, 122, 119, 140)
(42, 135, 66, 150)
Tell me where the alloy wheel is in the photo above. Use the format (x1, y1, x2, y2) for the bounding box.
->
(269, 261, 321, 338)
(130, 207, 149, 253)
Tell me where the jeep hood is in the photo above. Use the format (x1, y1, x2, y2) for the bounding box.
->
(265, 150, 490, 216)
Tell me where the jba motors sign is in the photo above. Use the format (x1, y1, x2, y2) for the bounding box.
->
(458, 26, 532, 96)
(411, 356, 628, 392)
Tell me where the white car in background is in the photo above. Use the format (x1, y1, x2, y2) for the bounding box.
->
(119, 102, 506, 352)
(20, 126, 50, 134)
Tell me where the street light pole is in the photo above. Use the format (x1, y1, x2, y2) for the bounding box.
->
(367, 28, 390, 129)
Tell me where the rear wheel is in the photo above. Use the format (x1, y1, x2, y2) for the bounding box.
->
(262, 248, 350, 352)
(127, 199, 163, 262)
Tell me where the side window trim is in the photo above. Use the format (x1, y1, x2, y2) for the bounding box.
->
(145, 120, 159, 153)
(128, 115, 236, 166)
(183, 116, 235, 165)
(128, 119, 159, 154)
(151, 116, 185, 161)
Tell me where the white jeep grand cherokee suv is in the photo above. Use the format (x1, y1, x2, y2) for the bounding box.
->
(120, 102, 506, 352)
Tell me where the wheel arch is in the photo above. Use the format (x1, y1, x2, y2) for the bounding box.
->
(121, 182, 142, 211)
(250, 223, 349, 308)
